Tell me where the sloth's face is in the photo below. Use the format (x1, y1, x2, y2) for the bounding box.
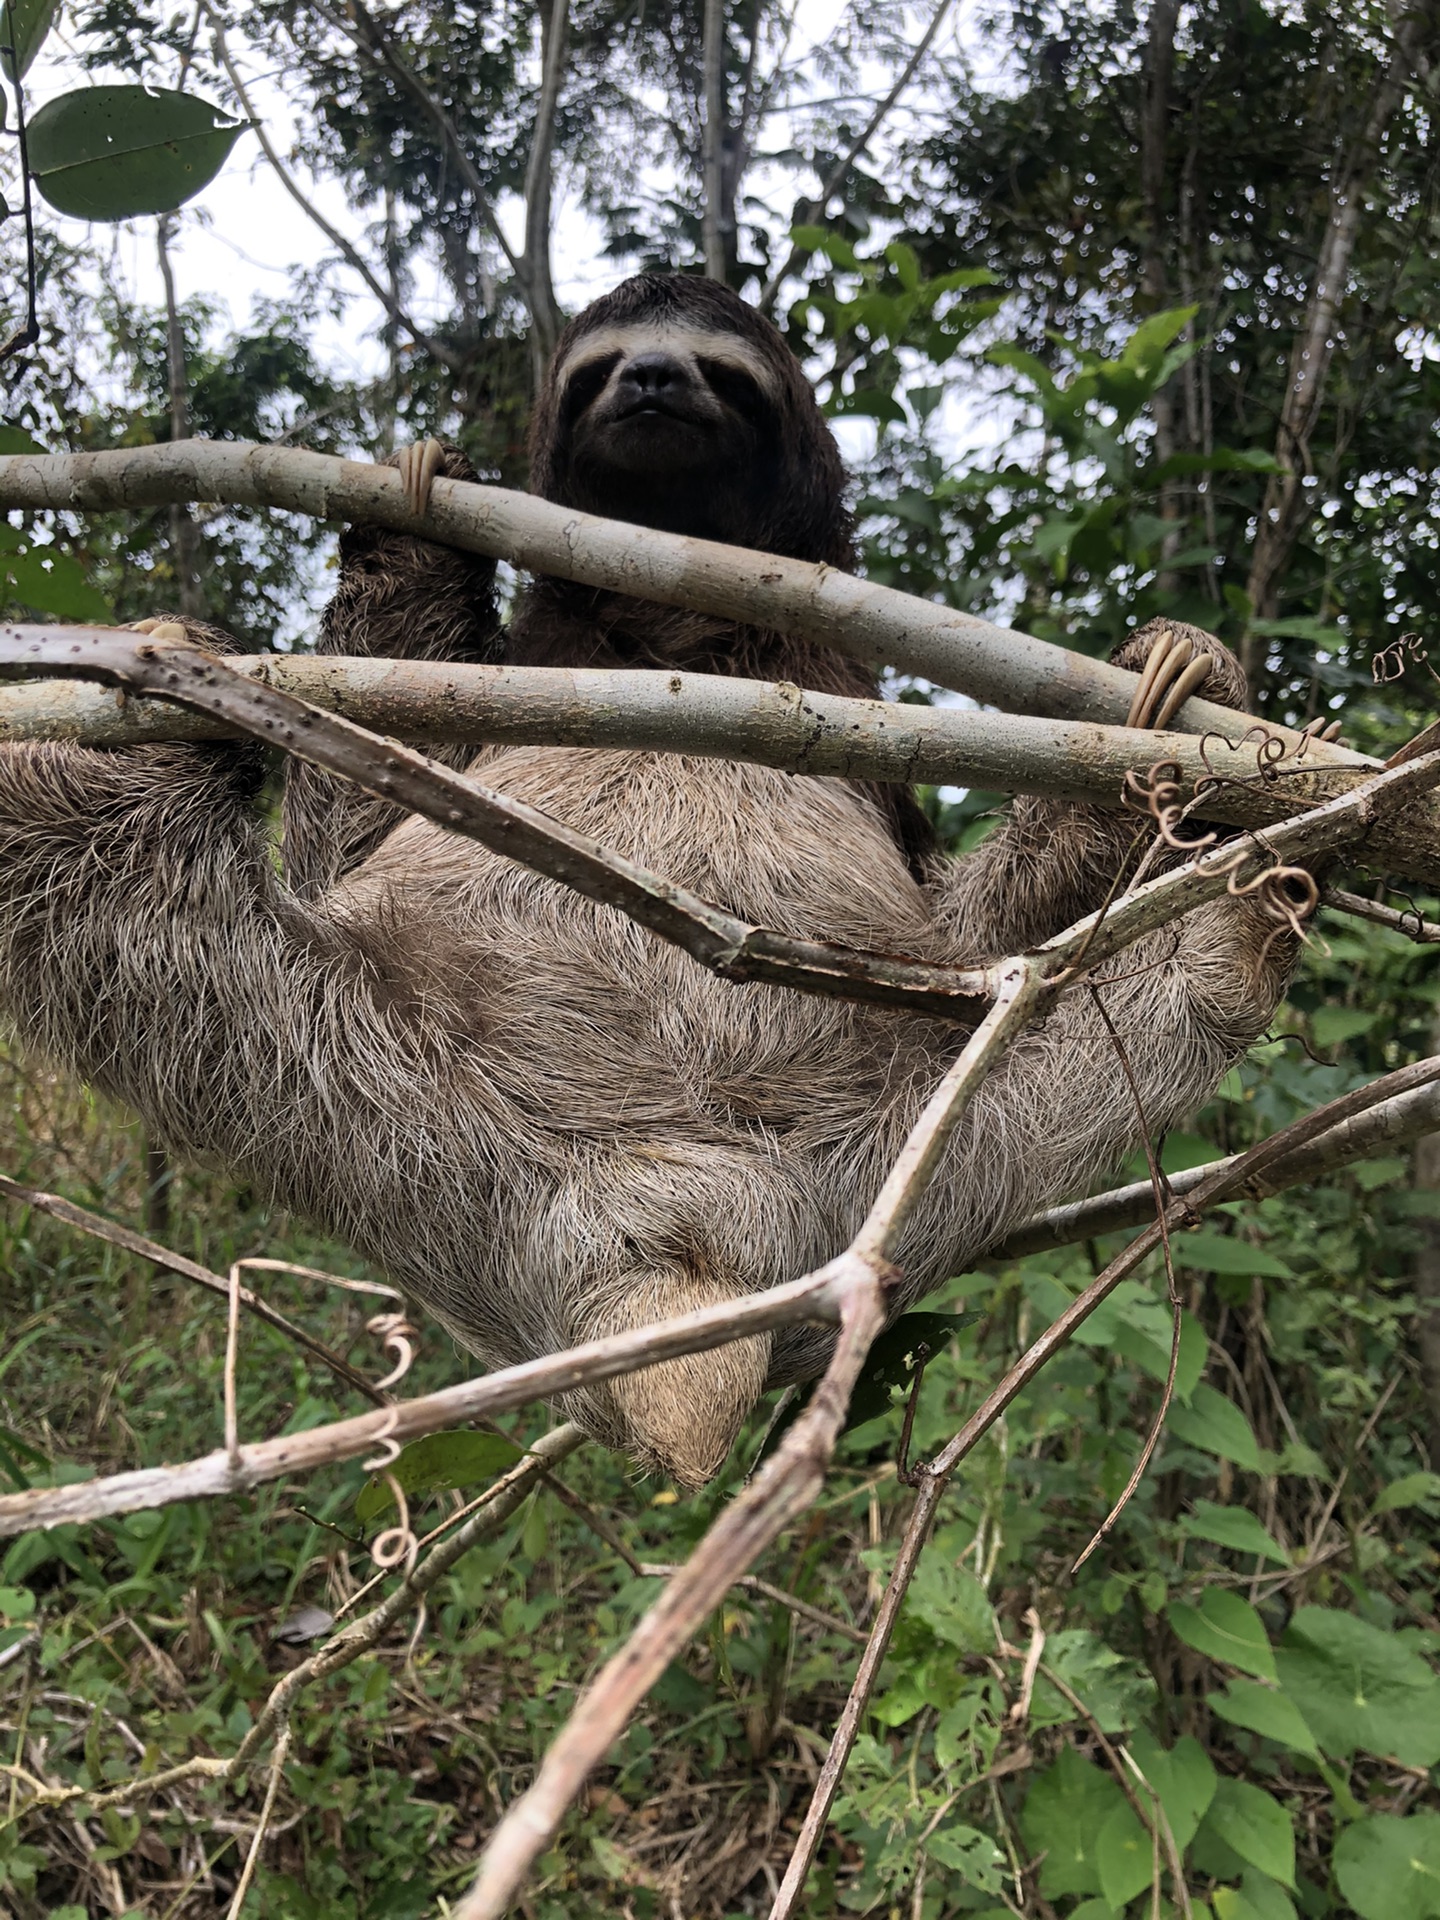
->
(553, 321, 783, 543)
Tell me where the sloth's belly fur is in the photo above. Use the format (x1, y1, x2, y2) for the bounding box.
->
(319, 747, 993, 1380)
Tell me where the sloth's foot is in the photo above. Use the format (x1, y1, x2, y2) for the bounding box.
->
(395, 436, 448, 518)
(126, 614, 246, 657)
(1116, 618, 1249, 728)
(582, 1266, 772, 1490)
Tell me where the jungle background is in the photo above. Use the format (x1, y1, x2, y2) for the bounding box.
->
(2, 1, 1440, 1915)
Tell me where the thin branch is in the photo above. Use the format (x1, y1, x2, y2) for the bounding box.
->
(1323, 885, 1440, 943)
(767, 1048, 1440, 1915)
(521, 0, 569, 356)
(702, 0, 728, 279)
(0, 626, 996, 1023)
(638, 1564, 867, 1643)
(223, 1716, 291, 1920)
(759, 0, 958, 313)
(332, 0, 529, 293)
(203, 14, 465, 373)
(0, 1171, 385, 1405)
(0, 1261, 854, 1536)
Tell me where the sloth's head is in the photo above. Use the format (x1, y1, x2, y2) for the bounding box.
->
(530, 274, 854, 568)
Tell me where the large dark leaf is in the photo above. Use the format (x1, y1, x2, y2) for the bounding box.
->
(28, 87, 248, 221)
(0, 0, 58, 79)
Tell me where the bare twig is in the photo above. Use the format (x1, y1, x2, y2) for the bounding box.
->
(0, 1171, 384, 1404)
(993, 1070, 1440, 1258)
(223, 1717, 291, 1920)
(759, 0, 959, 312)
(1323, 885, 1440, 943)
(638, 1564, 867, 1644)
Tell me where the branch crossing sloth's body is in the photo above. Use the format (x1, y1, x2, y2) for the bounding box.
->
(0, 276, 1296, 1486)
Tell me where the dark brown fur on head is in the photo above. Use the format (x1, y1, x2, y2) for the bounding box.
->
(510, 274, 936, 868)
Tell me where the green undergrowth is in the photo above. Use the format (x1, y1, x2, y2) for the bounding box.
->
(1, 905, 1438, 1920)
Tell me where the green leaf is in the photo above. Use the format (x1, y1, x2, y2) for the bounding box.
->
(1214, 1872, 1298, 1920)
(1311, 1006, 1379, 1049)
(0, 426, 43, 454)
(1207, 1678, 1319, 1757)
(0, 0, 58, 78)
(1177, 1501, 1289, 1566)
(1167, 1590, 1277, 1679)
(1167, 1384, 1267, 1471)
(1373, 1471, 1440, 1515)
(1333, 1813, 1440, 1920)
(1200, 1778, 1295, 1887)
(1173, 1231, 1292, 1278)
(28, 87, 248, 221)
(1018, 1747, 1125, 1898)
(0, 536, 109, 620)
(1275, 1607, 1440, 1766)
(924, 1823, 1004, 1890)
(1096, 1800, 1154, 1909)
(1126, 1729, 1216, 1851)
(907, 1556, 995, 1655)
(355, 1430, 524, 1523)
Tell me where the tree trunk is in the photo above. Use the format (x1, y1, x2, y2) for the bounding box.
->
(155, 216, 203, 622)
(1140, 0, 1183, 591)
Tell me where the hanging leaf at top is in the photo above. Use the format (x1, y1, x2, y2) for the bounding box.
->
(27, 87, 248, 221)
(0, 0, 59, 80)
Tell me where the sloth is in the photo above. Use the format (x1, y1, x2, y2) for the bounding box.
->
(0, 275, 1298, 1488)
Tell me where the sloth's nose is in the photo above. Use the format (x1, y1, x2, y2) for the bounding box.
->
(621, 350, 687, 397)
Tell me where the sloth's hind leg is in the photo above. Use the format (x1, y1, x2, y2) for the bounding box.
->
(570, 1264, 772, 1490)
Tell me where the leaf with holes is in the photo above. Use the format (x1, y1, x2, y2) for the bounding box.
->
(355, 1430, 524, 1523)
(28, 87, 249, 221)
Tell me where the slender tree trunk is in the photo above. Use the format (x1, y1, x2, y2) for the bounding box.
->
(522, 0, 568, 382)
(1242, 19, 1423, 674)
(1414, 1012, 1440, 1468)
(702, 0, 729, 279)
(1141, 0, 1183, 592)
(156, 216, 203, 622)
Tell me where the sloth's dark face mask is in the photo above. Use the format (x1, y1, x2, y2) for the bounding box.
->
(557, 334, 785, 548)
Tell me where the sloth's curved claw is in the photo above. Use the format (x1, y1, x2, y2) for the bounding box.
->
(1151, 651, 1215, 730)
(396, 436, 446, 519)
(1125, 630, 1216, 732)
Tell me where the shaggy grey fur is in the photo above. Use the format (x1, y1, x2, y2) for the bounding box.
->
(0, 278, 1294, 1487)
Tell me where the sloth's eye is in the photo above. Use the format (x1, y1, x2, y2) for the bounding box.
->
(697, 357, 767, 422)
(561, 352, 623, 421)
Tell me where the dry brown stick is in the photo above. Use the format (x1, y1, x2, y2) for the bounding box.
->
(0, 1264, 851, 1536)
(0, 628, 994, 1026)
(0, 1171, 384, 1406)
(994, 1071, 1440, 1258)
(638, 1565, 868, 1645)
(767, 1048, 1440, 1917)
(1322, 885, 1440, 943)
(453, 964, 1041, 1918)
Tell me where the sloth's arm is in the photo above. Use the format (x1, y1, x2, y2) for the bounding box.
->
(928, 621, 1252, 959)
(282, 441, 501, 900)
(0, 739, 452, 1228)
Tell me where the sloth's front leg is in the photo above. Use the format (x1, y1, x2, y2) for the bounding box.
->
(931, 619, 1253, 960)
(282, 440, 502, 900)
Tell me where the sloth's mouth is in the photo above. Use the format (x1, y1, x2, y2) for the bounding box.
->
(611, 395, 706, 425)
